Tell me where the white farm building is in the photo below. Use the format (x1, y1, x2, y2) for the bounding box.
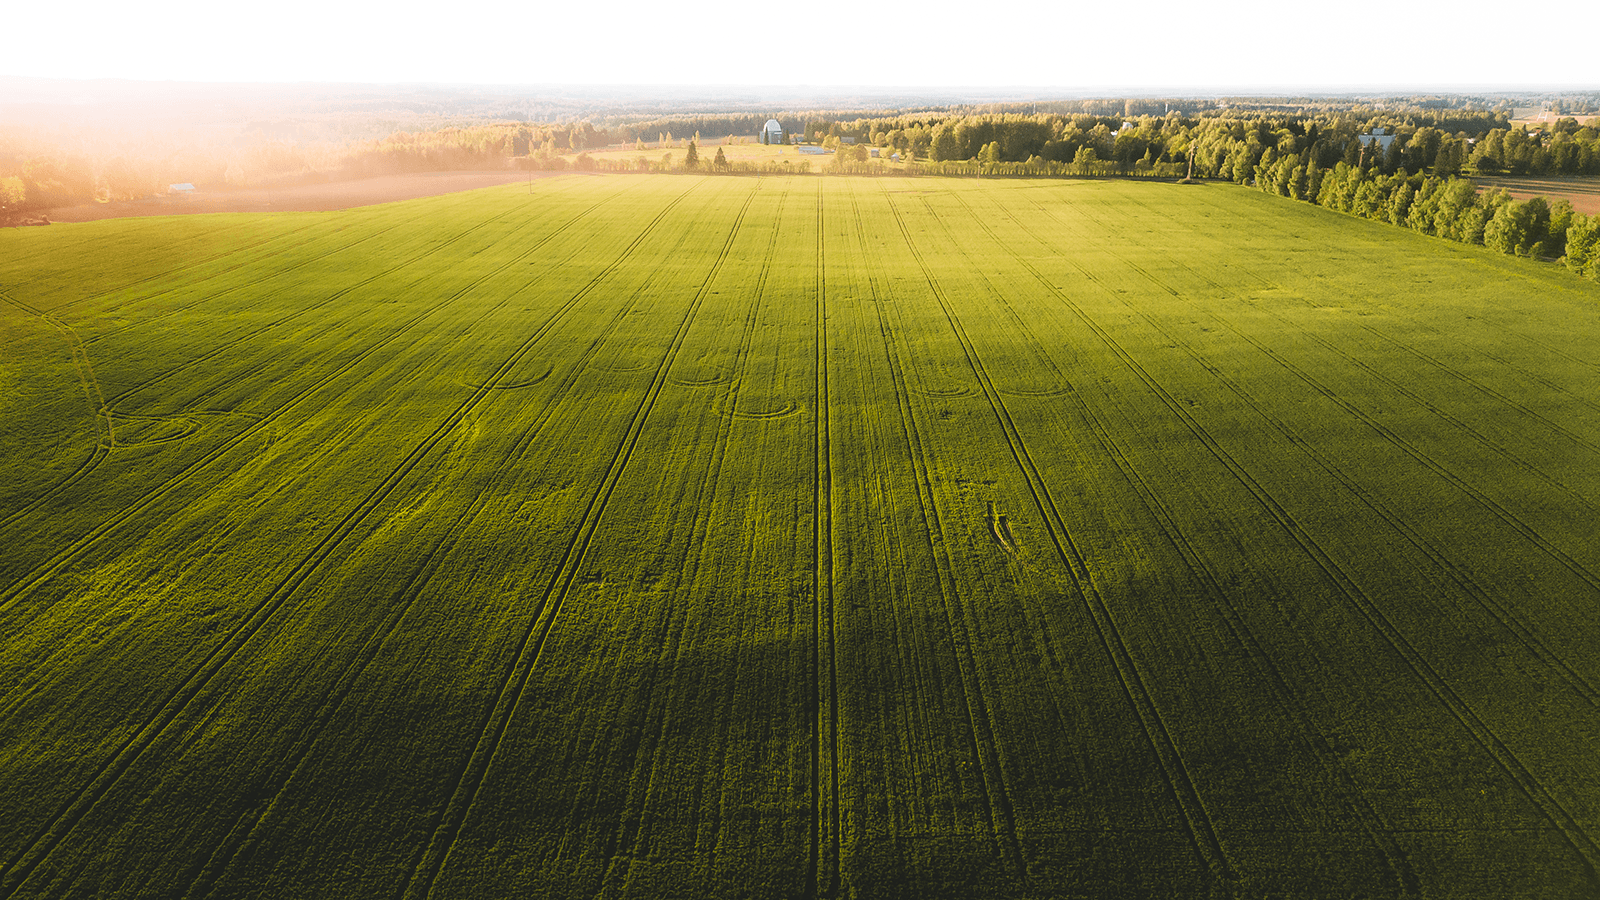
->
(761, 119, 784, 144)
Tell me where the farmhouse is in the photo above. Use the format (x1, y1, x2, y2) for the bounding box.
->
(168, 183, 197, 195)
(761, 118, 783, 144)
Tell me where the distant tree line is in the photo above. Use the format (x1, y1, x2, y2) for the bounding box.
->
(7, 95, 1600, 278)
(798, 109, 1600, 177)
(1253, 159, 1599, 279)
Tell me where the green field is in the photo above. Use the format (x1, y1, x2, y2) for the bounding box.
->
(3, 175, 1600, 900)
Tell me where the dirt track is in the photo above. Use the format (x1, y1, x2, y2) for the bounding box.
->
(42, 170, 579, 222)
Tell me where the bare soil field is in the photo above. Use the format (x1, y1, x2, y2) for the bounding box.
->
(1508, 111, 1600, 129)
(39, 169, 574, 222)
(1477, 175, 1600, 215)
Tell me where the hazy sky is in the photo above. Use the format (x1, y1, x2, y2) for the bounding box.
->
(7, 0, 1597, 89)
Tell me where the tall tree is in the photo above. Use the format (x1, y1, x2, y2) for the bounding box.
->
(1564, 212, 1599, 278)
(1434, 138, 1463, 177)
(1343, 138, 1361, 167)
(1073, 144, 1099, 175)
(0, 176, 24, 217)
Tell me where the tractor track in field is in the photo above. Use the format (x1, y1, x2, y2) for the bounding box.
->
(52, 183, 551, 325)
(1155, 189, 1600, 378)
(671, 183, 798, 883)
(599, 182, 782, 892)
(79, 218, 412, 346)
(862, 184, 1027, 877)
(0, 441, 107, 533)
(1118, 245, 1600, 524)
(1128, 190, 1600, 433)
(1082, 228, 1600, 709)
(171, 181, 699, 900)
(808, 178, 840, 900)
(1230, 297, 1600, 517)
(0, 289, 114, 529)
(578, 182, 758, 885)
(1194, 304, 1600, 689)
(1337, 317, 1600, 446)
(1100, 193, 1600, 703)
(97, 215, 468, 405)
(0, 188, 616, 621)
(1020, 191, 1600, 886)
(0, 192, 609, 547)
(1059, 192, 1600, 604)
(9, 179, 691, 896)
(885, 186, 1231, 888)
(87, 186, 539, 359)
(8, 177, 1594, 897)
(827, 209, 922, 842)
(1136, 190, 1600, 510)
(853, 187, 999, 830)
(101, 182, 633, 416)
(839, 212, 976, 855)
(1190, 304, 1600, 704)
(395, 178, 755, 900)
(0, 268, 514, 893)
(1197, 311, 1600, 711)
(0, 291, 114, 449)
(0, 183, 689, 898)
(68, 175, 598, 350)
(471, 366, 553, 390)
(946, 189, 1423, 895)
(13, 216, 330, 321)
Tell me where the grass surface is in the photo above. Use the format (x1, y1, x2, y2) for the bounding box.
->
(2, 175, 1599, 899)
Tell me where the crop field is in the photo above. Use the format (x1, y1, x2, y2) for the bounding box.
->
(2, 175, 1600, 900)
(1476, 175, 1600, 216)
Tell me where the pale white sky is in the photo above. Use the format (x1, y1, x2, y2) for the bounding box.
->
(5, 0, 1596, 89)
